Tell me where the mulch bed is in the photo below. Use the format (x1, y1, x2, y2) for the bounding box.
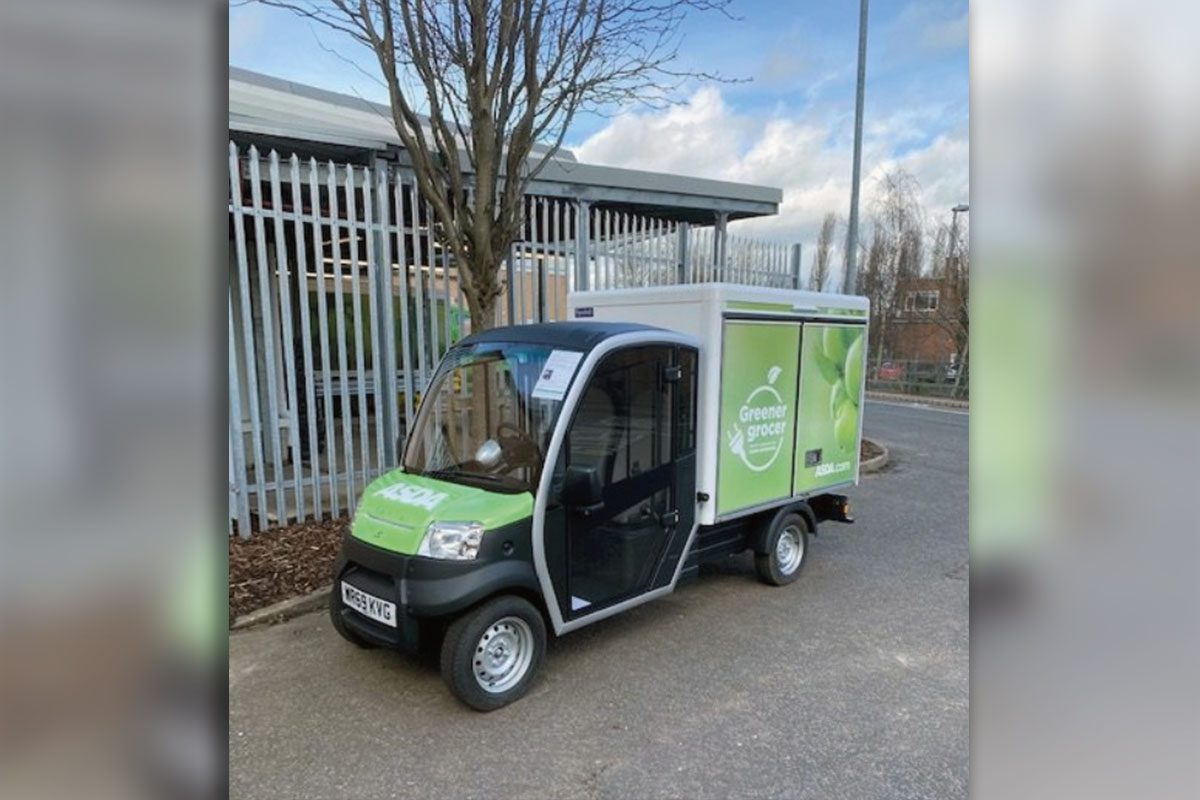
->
(861, 438, 884, 461)
(229, 517, 348, 621)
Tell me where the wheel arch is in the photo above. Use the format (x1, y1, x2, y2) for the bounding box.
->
(434, 582, 555, 636)
(751, 501, 816, 555)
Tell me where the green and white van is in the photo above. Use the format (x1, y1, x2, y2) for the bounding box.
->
(331, 284, 868, 710)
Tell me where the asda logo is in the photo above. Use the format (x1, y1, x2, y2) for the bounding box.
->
(376, 483, 449, 511)
(727, 366, 789, 472)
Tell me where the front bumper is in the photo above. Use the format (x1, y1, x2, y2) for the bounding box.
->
(333, 523, 538, 651)
(334, 561, 422, 652)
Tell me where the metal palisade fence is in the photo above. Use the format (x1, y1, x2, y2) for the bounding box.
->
(229, 144, 799, 536)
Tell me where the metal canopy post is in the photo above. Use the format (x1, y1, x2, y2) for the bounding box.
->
(713, 212, 728, 281)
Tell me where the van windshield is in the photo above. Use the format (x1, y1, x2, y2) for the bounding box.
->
(402, 342, 581, 493)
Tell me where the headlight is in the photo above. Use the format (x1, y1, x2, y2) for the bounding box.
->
(418, 521, 485, 560)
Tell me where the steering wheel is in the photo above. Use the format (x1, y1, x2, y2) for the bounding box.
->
(495, 422, 540, 469)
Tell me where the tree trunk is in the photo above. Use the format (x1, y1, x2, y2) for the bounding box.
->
(462, 247, 504, 332)
(874, 306, 889, 372)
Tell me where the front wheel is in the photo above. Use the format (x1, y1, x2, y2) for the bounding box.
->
(440, 595, 546, 711)
(754, 513, 810, 586)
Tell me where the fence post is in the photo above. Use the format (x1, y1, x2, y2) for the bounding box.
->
(537, 256, 548, 322)
(576, 200, 591, 291)
(538, 198, 549, 321)
(372, 157, 398, 468)
(677, 222, 690, 284)
(790, 243, 803, 290)
(506, 241, 517, 324)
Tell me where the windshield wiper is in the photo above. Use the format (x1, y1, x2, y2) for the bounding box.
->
(425, 468, 532, 494)
(426, 468, 507, 485)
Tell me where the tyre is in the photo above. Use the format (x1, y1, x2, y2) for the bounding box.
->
(754, 513, 810, 586)
(329, 584, 378, 649)
(440, 595, 546, 711)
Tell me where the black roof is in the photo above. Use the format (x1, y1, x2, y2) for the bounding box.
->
(458, 321, 667, 353)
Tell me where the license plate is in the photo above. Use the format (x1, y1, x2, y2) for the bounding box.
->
(341, 581, 397, 628)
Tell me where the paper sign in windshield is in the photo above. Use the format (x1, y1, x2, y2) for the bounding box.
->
(531, 349, 583, 401)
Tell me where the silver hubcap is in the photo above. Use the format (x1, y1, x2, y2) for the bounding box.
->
(776, 525, 804, 575)
(473, 616, 534, 694)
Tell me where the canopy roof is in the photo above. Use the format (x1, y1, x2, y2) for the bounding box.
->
(230, 67, 781, 224)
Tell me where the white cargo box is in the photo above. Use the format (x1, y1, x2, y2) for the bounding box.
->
(569, 284, 869, 525)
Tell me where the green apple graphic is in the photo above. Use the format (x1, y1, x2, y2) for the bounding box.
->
(835, 403, 858, 452)
(829, 378, 848, 419)
(822, 325, 849, 367)
(843, 335, 863, 406)
(812, 347, 841, 385)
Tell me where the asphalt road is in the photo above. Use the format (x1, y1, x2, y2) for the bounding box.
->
(230, 400, 968, 800)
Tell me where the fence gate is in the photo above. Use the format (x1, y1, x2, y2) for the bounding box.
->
(229, 143, 801, 536)
(228, 143, 471, 535)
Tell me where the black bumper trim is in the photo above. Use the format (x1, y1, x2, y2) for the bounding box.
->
(333, 526, 540, 649)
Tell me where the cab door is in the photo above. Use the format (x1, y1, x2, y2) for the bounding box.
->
(549, 344, 697, 619)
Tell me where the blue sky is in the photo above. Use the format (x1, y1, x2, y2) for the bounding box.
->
(230, 1, 968, 258)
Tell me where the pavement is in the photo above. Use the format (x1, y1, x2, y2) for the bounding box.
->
(230, 400, 968, 800)
(865, 389, 969, 410)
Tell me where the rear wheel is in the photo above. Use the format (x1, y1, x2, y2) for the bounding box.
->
(755, 513, 810, 586)
(440, 595, 546, 711)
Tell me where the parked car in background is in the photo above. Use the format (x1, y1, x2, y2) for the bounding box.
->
(876, 361, 904, 381)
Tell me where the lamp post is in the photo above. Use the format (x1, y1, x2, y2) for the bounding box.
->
(843, 0, 870, 295)
(948, 203, 969, 272)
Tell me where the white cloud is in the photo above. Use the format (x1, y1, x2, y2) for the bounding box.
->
(889, 130, 970, 215)
(571, 87, 750, 177)
(922, 11, 969, 52)
(572, 87, 969, 277)
(885, 2, 969, 58)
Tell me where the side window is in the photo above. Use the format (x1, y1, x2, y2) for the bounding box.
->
(567, 346, 672, 490)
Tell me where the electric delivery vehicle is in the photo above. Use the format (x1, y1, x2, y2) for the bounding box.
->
(330, 285, 868, 710)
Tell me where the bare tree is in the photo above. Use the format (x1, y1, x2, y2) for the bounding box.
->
(255, 0, 733, 328)
(927, 222, 949, 279)
(809, 212, 837, 292)
(863, 169, 925, 370)
(857, 224, 887, 363)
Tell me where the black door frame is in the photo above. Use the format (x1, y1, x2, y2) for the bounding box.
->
(547, 343, 698, 620)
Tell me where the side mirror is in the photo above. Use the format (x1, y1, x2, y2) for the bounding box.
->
(563, 465, 604, 514)
(474, 438, 503, 468)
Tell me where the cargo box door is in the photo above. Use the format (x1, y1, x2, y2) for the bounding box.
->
(793, 323, 867, 493)
(715, 320, 801, 517)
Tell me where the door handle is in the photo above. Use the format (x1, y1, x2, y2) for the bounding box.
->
(659, 509, 680, 527)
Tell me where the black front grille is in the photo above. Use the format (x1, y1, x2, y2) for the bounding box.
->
(337, 565, 419, 651)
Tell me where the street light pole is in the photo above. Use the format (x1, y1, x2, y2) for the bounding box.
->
(843, 0, 870, 295)
(948, 203, 969, 272)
